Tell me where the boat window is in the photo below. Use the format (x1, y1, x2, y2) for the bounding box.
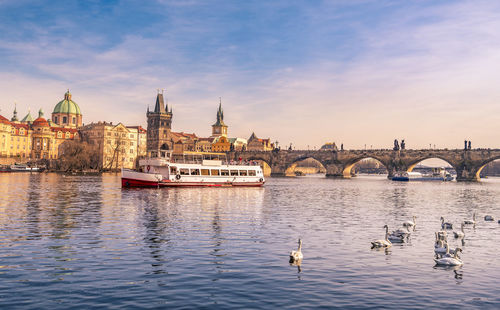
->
(180, 168, 189, 175)
(248, 170, 256, 176)
(190, 169, 200, 175)
(239, 170, 248, 176)
(170, 167, 177, 174)
(201, 169, 210, 176)
(221, 169, 229, 176)
(211, 169, 220, 176)
(230, 170, 239, 176)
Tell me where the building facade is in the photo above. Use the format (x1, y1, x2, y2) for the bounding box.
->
(79, 122, 143, 169)
(247, 132, 274, 151)
(0, 91, 81, 160)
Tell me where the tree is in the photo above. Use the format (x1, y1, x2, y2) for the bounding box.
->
(57, 140, 100, 172)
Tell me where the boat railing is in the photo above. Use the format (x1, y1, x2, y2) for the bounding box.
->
(168, 158, 260, 166)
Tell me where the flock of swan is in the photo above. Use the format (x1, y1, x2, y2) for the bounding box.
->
(368, 213, 499, 267)
(288, 213, 498, 267)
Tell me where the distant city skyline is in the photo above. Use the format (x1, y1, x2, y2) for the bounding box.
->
(1, 0, 500, 149)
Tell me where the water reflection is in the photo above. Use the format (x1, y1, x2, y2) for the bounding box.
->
(0, 173, 498, 309)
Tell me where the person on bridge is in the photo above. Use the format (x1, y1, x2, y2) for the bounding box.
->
(468, 141, 471, 150)
(464, 140, 467, 150)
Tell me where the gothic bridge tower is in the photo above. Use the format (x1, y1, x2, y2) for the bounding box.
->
(146, 91, 173, 157)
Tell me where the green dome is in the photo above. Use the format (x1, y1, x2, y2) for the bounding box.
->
(53, 91, 82, 115)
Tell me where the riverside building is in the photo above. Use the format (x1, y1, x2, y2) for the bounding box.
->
(0, 91, 81, 160)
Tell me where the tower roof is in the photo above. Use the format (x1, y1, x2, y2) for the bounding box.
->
(53, 90, 82, 115)
(11, 103, 18, 122)
(154, 92, 165, 113)
(212, 98, 226, 127)
(21, 109, 34, 123)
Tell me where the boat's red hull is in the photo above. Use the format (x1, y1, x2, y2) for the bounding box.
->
(122, 177, 264, 188)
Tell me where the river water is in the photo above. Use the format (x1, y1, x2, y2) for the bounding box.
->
(0, 173, 499, 309)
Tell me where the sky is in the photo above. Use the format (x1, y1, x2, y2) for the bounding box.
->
(1, 0, 500, 150)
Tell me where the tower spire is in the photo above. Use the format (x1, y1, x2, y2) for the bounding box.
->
(11, 102, 18, 121)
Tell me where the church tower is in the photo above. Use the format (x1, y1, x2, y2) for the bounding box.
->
(211, 99, 228, 138)
(146, 90, 173, 157)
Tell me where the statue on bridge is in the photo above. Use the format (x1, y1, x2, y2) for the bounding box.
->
(401, 139, 405, 150)
(393, 139, 400, 151)
(465, 140, 472, 150)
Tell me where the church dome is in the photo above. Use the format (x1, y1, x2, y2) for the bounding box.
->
(53, 90, 81, 115)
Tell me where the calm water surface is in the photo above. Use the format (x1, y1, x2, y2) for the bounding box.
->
(0, 173, 499, 309)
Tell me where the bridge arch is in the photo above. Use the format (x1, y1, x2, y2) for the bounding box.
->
(406, 156, 457, 173)
(474, 156, 500, 180)
(284, 155, 328, 176)
(240, 156, 272, 175)
(341, 156, 389, 178)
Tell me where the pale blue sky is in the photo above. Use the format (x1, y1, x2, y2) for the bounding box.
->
(1, 0, 500, 149)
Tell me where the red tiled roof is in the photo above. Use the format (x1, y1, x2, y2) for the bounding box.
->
(127, 125, 147, 133)
(12, 123, 29, 129)
(32, 117, 50, 127)
(0, 115, 11, 125)
(50, 127, 78, 133)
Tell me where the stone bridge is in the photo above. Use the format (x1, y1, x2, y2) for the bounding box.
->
(228, 149, 500, 181)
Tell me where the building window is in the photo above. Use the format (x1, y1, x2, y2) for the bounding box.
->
(57, 132, 62, 138)
(63, 116, 67, 123)
(72, 117, 76, 124)
(65, 132, 70, 139)
(55, 116, 58, 123)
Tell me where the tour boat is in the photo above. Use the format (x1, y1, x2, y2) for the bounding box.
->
(392, 168, 454, 182)
(7, 164, 43, 172)
(122, 151, 265, 188)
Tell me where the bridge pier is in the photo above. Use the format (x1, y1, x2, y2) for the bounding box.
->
(325, 164, 344, 178)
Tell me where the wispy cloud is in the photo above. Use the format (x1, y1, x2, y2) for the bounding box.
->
(0, 0, 500, 148)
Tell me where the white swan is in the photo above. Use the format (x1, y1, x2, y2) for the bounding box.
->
(464, 213, 476, 225)
(453, 223, 465, 239)
(435, 248, 463, 266)
(484, 215, 495, 221)
(289, 239, 303, 262)
(392, 226, 410, 236)
(434, 239, 447, 255)
(403, 216, 416, 229)
(437, 230, 448, 241)
(371, 225, 392, 248)
(440, 217, 453, 229)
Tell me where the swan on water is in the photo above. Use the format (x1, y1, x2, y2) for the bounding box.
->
(434, 239, 447, 255)
(371, 225, 392, 248)
(437, 230, 447, 240)
(388, 227, 410, 243)
(403, 216, 416, 229)
(435, 248, 463, 266)
(484, 215, 495, 221)
(453, 223, 465, 239)
(440, 217, 453, 229)
(464, 213, 476, 225)
(289, 239, 303, 263)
